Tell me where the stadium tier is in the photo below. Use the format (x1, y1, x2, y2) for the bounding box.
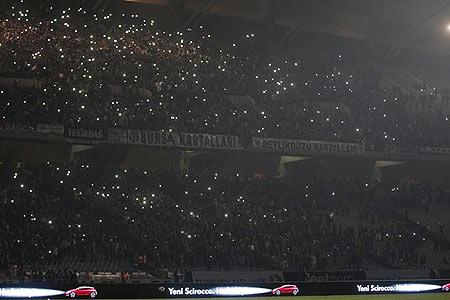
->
(2, 1, 450, 299)
(1, 1, 450, 153)
(1, 162, 450, 278)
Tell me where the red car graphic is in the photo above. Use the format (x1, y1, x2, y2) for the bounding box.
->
(272, 284, 299, 295)
(65, 286, 97, 298)
(443, 283, 450, 292)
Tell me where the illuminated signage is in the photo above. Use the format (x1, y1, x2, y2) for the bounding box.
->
(166, 286, 272, 296)
(0, 288, 65, 298)
(356, 283, 442, 294)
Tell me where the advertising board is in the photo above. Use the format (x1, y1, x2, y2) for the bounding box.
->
(1, 280, 449, 298)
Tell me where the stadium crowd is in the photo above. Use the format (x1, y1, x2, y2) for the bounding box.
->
(1, 161, 449, 278)
(2, 0, 450, 283)
(1, 1, 450, 152)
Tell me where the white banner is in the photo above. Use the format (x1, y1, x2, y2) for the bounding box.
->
(109, 128, 128, 144)
(420, 146, 450, 155)
(0, 123, 36, 133)
(252, 137, 365, 155)
(191, 271, 284, 283)
(37, 124, 64, 134)
(65, 128, 107, 144)
(128, 130, 242, 150)
(0, 123, 63, 141)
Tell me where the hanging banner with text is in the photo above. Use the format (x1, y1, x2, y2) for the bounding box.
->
(0, 122, 63, 141)
(37, 124, 64, 135)
(65, 128, 108, 145)
(420, 146, 450, 155)
(108, 128, 128, 145)
(252, 137, 365, 155)
(127, 130, 242, 150)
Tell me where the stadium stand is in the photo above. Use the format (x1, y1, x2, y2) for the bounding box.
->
(1, 0, 450, 285)
(1, 162, 450, 280)
(1, 1, 450, 152)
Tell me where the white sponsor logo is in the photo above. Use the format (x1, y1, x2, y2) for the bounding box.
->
(168, 287, 214, 296)
(357, 284, 395, 292)
(167, 286, 272, 296)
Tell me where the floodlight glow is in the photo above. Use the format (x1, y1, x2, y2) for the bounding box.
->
(214, 286, 272, 296)
(394, 283, 441, 292)
(0, 288, 65, 298)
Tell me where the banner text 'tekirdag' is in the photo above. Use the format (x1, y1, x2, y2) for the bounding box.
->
(65, 128, 107, 144)
(128, 130, 242, 150)
(252, 137, 365, 155)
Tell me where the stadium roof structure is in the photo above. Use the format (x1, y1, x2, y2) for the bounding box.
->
(123, 0, 450, 58)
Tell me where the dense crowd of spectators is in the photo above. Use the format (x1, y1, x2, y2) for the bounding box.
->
(1, 2, 450, 152)
(2, 0, 450, 283)
(1, 161, 449, 276)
